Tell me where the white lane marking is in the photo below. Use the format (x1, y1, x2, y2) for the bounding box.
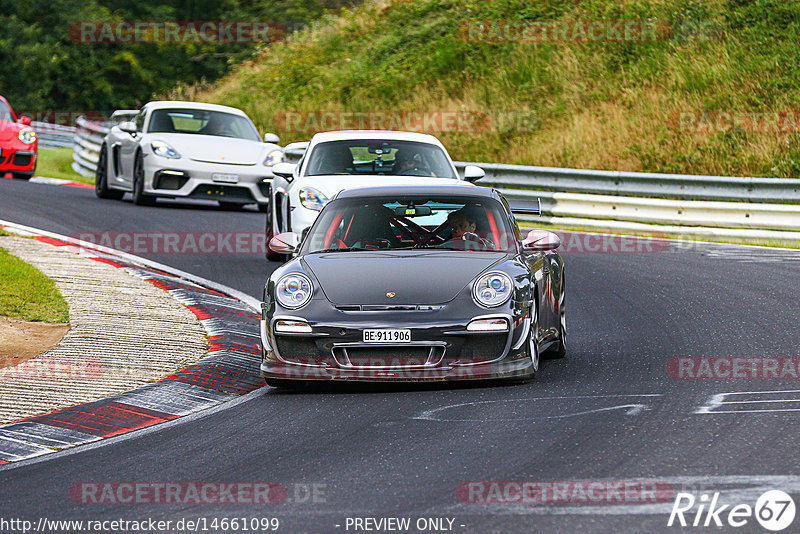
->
(413, 394, 661, 422)
(696, 389, 800, 414)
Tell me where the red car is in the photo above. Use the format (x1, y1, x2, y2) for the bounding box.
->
(0, 96, 37, 179)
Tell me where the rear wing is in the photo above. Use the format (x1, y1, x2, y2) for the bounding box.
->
(509, 198, 541, 216)
(283, 141, 309, 164)
(110, 109, 139, 124)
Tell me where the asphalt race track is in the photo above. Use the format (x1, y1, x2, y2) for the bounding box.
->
(2, 178, 800, 533)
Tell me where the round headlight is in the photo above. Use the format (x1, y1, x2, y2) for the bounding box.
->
(18, 129, 36, 144)
(275, 273, 313, 309)
(473, 272, 513, 307)
(298, 187, 330, 211)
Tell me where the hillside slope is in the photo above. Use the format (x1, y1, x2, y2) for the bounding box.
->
(186, 0, 800, 178)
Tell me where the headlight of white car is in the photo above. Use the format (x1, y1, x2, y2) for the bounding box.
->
(299, 187, 330, 211)
(275, 273, 313, 309)
(473, 272, 513, 308)
(151, 140, 181, 159)
(264, 149, 283, 167)
(18, 129, 36, 144)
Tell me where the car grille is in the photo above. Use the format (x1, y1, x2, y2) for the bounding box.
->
(154, 170, 189, 190)
(12, 153, 32, 166)
(189, 184, 255, 203)
(457, 334, 508, 363)
(257, 178, 271, 197)
(334, 346, 443, 368)
(275, 337, 329, 366)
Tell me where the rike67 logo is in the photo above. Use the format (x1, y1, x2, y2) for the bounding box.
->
(668, 490, 796, 531)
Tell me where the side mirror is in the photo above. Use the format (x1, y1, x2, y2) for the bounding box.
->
(463, 165, 485, 182)
(522, 230, 561, 252)
(271, 162, 297, 180)
(263, 132, 280, 144)
(269, 232, 300, 254)
(19, 116, 32, 126)
(119, 121, 137, 135)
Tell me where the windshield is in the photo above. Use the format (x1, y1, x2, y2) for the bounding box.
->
(147, 109, 260, 141)
(302, 195, 518, 254)
(304, 140, 456, 178)
(0, 101, 15, 122)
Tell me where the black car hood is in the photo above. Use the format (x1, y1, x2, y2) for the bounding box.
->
(303, 251, 507, 305)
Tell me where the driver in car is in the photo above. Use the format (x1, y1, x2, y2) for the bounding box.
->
(393, 149, 423, 175)
(201, 114, 230, 136)
(441, 207, 491, 250)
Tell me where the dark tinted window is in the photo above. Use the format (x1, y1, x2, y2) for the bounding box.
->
(303, 195, 517, 253)
(305, 140, 456, 178)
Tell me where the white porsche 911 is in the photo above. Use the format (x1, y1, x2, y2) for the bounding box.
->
(266, 130, 486, 261)
(95, 101, 283, 210)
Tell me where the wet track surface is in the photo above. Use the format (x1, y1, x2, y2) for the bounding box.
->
(1, 178, 800, 533)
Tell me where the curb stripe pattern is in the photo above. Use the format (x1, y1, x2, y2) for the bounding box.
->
(0, 238, 264, 464)
(2, 174, 93, 189)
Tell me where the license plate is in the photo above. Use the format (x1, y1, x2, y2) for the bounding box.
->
(362, 329, 411, 343)
(212, 173, 239, 184)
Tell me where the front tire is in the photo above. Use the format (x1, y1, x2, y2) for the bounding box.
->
(132, 152, 155, 206)
(11, 172, 32, 180)
(95, 145, 124, 200)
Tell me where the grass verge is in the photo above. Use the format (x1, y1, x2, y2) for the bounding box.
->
(36, 148, 93, 184)
(184, 0, 800, 178)
(0, 245, 70, 323)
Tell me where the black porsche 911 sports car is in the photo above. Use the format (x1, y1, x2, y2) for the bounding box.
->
(260, 183, 565, 386)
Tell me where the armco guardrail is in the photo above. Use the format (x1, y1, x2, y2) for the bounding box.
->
(72, 116, 108, 177)
(63, 122, 800, 242)
(453, 162, 800, 204)
(31, 121, 76, 149)
(453, 162, 800, 242)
